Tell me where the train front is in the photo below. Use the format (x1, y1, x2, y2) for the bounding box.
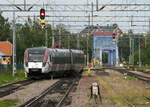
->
(24, 47, 49, 78)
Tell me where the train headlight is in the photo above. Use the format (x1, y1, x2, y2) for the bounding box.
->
(42, 62, 46, 67)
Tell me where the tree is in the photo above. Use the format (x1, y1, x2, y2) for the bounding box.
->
(16, 17, 52, 63)
(118, 34, 130, 63)
(0, 12, 11, 41)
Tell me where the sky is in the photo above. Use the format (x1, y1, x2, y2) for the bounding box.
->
(0, 0, 150, 33)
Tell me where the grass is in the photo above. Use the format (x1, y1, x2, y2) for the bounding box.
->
(94, 66, 104, 69)
(84, 65, 104, 69)
(0, 99, 19, 107)
(134, 65, 150, 69)
(96, 70, 150, 107)
(124, 76, 136, 80)
(0, 70, 27, 86)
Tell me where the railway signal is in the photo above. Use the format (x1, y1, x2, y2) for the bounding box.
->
(40, 8, 45, 20)
(140, 39, 144, 48)
(136, 39, 144, 48)
(40, 8, 45, 28)
(141, 42, 144, 47)
(112, 33, 116, 44)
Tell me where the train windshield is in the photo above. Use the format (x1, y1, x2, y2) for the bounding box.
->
(28, 49, 45, 62)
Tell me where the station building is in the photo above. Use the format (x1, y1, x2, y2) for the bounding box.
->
(0, 41, 12, 64)
(93, 25, 122, 66)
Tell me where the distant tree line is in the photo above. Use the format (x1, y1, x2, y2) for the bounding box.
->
(0, 12, 93, 64)
(1, 12, 150, 65)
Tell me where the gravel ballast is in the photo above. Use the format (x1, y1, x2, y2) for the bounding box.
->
(0, 79, 58, 106)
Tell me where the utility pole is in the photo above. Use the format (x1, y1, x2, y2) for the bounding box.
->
(149, 18, 150, 33)
(4, 1, 34, 76)
(77, 34, 80, 49)
(45, 27, 48, 47)
(10, 0, 34, 76)
(52, 22, 55, 48)
(139, 37, 141, 67)
(129, 35, 131, 64)
(132, 38, 134, 65)
(68, 34, 70, 49)
(52, 0, 55, 48)
(87, 33, 89, 65)
(13, 0, 16, 76)
(87, 14, 90, 65)
(52, 34, 55, 48)
(129, 32, 134, 65)
(91, 2, 93, 26)
(51, 20, 55, 48)
(86, 0, 89, 13)
(59, 27, 61, 48)
(144, 35, 147, 48)
(96, 0, 98, 11)
(24, 0, 26, 10)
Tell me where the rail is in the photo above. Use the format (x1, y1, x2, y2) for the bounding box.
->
(21, 73, 81, 107)
(21, 80, 62, 107)
(56, 80, 75, 107)
(0, 79, 34, 98)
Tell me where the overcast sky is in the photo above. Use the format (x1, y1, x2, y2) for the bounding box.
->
(1, 0, 150, 33)
(1, 0, 149, 4)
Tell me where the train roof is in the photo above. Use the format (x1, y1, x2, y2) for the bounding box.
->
(49, 48, 70, 53)
(26, 47, 84, 54)
(49, 48, 83, 54)
(27, 47, 47, 50)
(71, 49, 84, 54)
(26, 47, 47, 54)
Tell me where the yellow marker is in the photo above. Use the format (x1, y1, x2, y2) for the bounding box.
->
(113, 39, 115, 44)
(88, 68, 91, 75)
(96, 59, 99, 64)
(41, 19, 45, 24)
(41, 19, 45, 28)
(93, 58, 96, 64)
(127, 66, 130, 70)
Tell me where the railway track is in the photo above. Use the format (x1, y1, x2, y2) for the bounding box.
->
(114, 68, 150, 83)
(88, 67, 150, 106)
(127, 67, 150, 74)
(144, 95, 150, 101)
(20, 75, 80, 107)
(136, 69, 150, 75)
(89, 67, 150, 82)
(123, 92, 150, 107)
(0, 79, 35, 98)
(86, 67, 150, 83)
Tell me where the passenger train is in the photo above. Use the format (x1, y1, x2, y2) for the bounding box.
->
(24, 47, 84, 78)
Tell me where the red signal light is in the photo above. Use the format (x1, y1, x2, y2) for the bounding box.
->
(141, 42, 144, 47)
(40, 12, 45, 16)
(40, 8, 45, 19)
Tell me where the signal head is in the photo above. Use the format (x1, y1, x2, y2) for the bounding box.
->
(40, 8, 45, 19)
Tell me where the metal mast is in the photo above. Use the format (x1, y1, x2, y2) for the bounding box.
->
(13, 0, 16, 76)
